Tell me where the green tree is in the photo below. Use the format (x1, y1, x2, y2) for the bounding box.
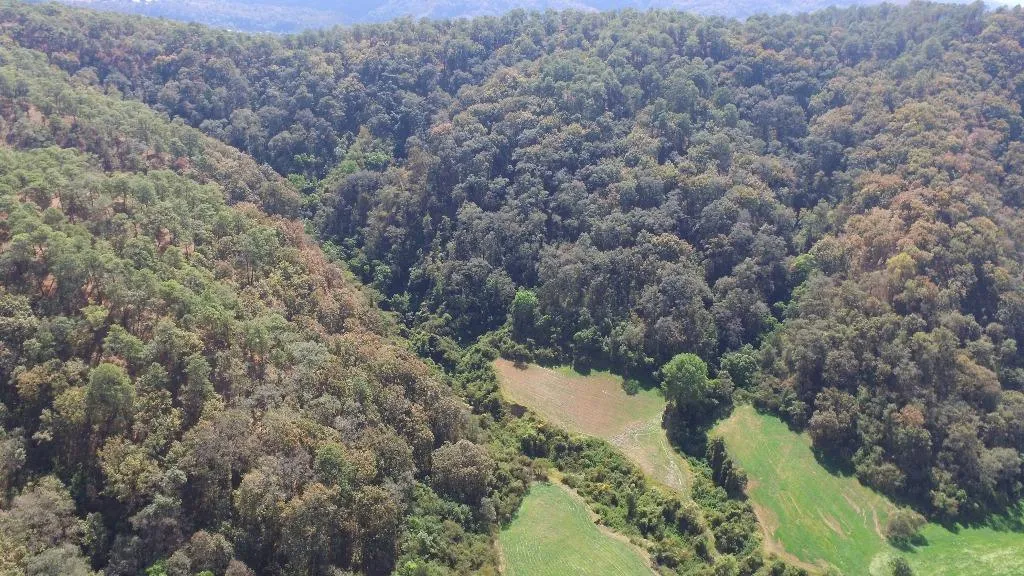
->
(280, 483, 343, 576)
(25, 544, 91, 576)
(354, 485, 401, 576)
(98, 437, 161, 509)
(719, 346, 758, 390)
(886, 508, 926, 548)
(661, 353, 710, 408)
(430, 440, 494, 506)
(312, 443, 353, 497)
(85, 363, 134, 437)
(182, 354, 214, 424)
(509, 289, 539, 340)
(890, 556, 915, 576)
(232, 468, 283, 571)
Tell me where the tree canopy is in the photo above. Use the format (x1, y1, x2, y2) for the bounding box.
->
(1, 1, 1024, 574)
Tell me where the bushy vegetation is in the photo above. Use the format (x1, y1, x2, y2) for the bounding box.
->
(499, 482, 654, 576)
(494, 414, 765, 574)
(0, 42, 500, 575)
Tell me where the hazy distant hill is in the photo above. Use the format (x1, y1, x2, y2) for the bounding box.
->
(45, 0, 931, 32)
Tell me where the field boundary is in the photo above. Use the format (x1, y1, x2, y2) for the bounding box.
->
(494, 359, 692, 495)
(715, 405, 1024, 576)
(498, 479, 657, 576)
(547, 472, 657, 566)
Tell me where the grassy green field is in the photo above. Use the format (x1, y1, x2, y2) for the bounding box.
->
(495, 362, 1024, 575)
(715, 405, 1024, 575)
(902, 510, 1024, 576)
(499, 482, 655, 576)
(494, 359, 691, 493)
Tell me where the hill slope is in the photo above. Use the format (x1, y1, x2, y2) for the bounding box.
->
(499, 482, 655, 576)
(6, 0, 1023, 525)
(3, 2, 1024, 575)
(494, 360, 691, 493)
(715, 406, 1024, 575)
(0, 38, 498, 575)
(0, 26, 751, 576)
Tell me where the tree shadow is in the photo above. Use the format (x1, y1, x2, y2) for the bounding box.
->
(534, 355, 662, 393)
(957, 500, 1024, 533)
(891, 533, 930, 553)
(572, 362, 593, 376)
(664, 413, 710, 458)
(985, 502, 1024, 532)
(809, 446, 856, 478)
(662, 398, 732, 458)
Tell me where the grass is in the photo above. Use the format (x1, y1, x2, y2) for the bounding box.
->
(498, 482, 655, 576)
(714, 405, 894, 574)
(900, 507, 1024, 576)
(714, 405, 1024, 576)
(494, 359, 691, 493)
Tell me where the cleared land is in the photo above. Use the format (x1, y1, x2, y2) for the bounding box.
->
(901, 508, 1024, 576)
(498, 482, 655, 576)
(714, 405, 895, 573)
(494, 359, 690, 493)
(715, 405, 1024, 576)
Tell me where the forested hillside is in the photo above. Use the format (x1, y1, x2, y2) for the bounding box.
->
(0, 37, 511, 576)
(2, 1, 1024, 574)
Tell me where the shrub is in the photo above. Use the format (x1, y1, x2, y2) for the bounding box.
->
(886, 508, 926, 547)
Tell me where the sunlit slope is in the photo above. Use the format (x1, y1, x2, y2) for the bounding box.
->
(494, 359, 690, 493)
(499, 482, 654, 576)
(714, 405, 1024, 576)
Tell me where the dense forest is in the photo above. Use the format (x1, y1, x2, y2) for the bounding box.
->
(0, 0, 1023, 574)
(0, 3, 765, 575)
(0, 37, 516, 575)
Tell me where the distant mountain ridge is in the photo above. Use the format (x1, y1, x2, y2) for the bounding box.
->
(45, 0, 933, 32)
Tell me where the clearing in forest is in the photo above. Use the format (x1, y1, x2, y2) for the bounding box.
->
(494, 359, 691, 494)
(498, 482, 655, 576)
(714, 405, 1024, 576)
